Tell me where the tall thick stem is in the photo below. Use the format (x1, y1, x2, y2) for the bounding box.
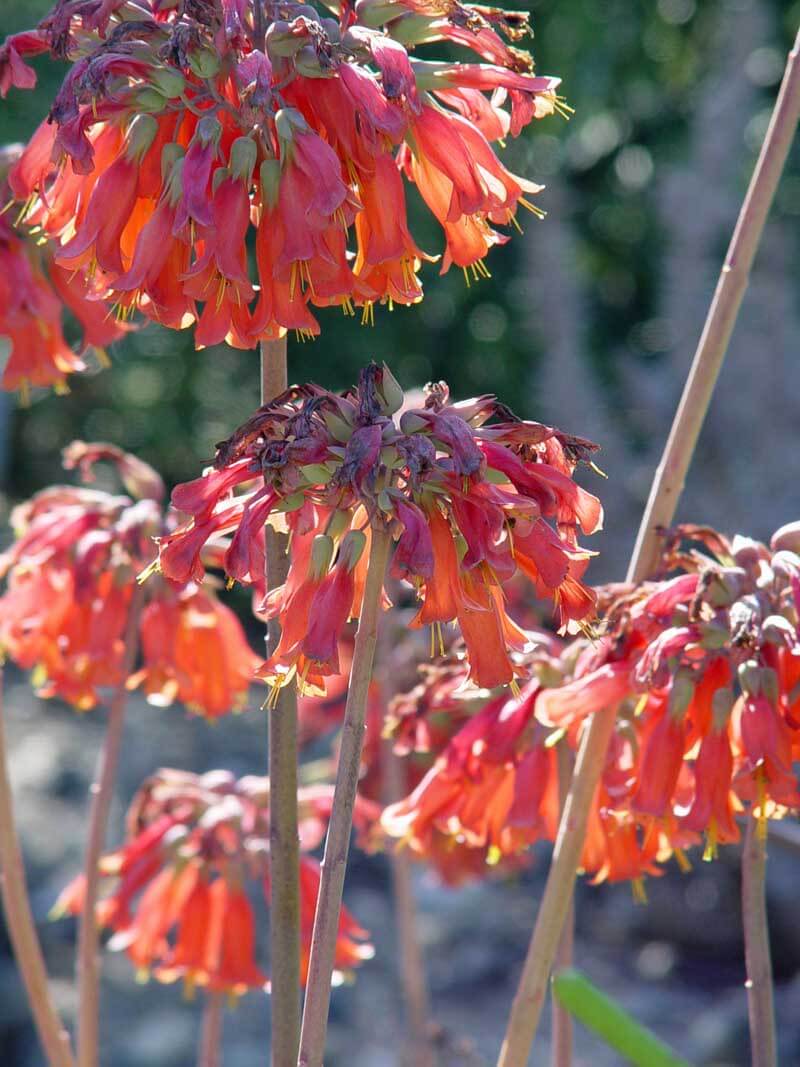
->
(199, 992, 224, 1067)
(0, 668, 75, 1067)
(297, 528, 392, 1067)
(551, 742, 574, 1067)
(77, 587, 144, 1067)
(742, 815, 776, 1067)
(260, 336, 302, 1067)
(497, 26, 800, 1067)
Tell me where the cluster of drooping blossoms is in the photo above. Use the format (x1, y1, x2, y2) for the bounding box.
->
(154, 363, 602, 701)
(53, 769, 376, 994)
(0, 441, 260, 716)
(540, 523, 800, 856)
(2, 0, 561, 358)
(383, 522, 800, 896)
(0, 145, 124, 396)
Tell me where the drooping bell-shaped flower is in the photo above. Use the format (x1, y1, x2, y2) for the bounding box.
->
(53, 769, 376, 995)
(0, 440, 260, 717)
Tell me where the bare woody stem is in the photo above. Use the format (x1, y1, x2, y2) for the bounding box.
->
(260, 336, 302, 1067)
(742, 814, 777, 1067)
(0, 667, 75, 1067)
(297, 527, 392, 1067)
(382, 740, 435, 1067)
(77, 585, 144, 1067)
(497, 25, 800, 1067)
(551, 742, 574, 1067)
(198, 992, 224, 1067)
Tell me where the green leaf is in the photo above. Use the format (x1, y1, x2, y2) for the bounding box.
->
(552, 969, 692, 1067)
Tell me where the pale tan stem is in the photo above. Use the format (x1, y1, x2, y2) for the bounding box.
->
(0, 667, 75, 1067)
(551, 742, 574, 1067)
(297, 528, 392, 1067)
(497, 710, 615, 1067)
(742, 815, 776, 1067)
(260, 335, 302, 1067)
(77, 586, 144, 1067)
(199, 992, 224, 1067)
(383, 740, 435, 1067)
(497, 26, 800, 1067)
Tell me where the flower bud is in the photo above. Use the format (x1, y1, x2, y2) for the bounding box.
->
(132, 87, 168, 113)
(161, 141, 185, 180)
(310, 533, 334, 578)
(668, 671, 694, 719)
(325, 510, 352, 540)
(265, 20, 306, 58)
(295, 45, 327, 79)
(229, 136, 257, 182)
(149, 66, 185, 98)
(339, 529, 367, 571)
(711, 687, 736, 730)
(376, 362, 405, 416)
(354, 0, 404, 30)
(259, 158, 281, 209)
(275, 107, 310, 144)
(704, 566, 745, 607)
(123, 114, 160, 160)
(188, 48, 220, 78)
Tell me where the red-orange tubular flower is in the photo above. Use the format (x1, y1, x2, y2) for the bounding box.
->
(154, 363, 602, 698)
(537, 523, 800, 859)
(52, 769, 376, 995)
(0, 441, 260, 716)
(0, 145, 124, 397)
(3, 0, 562, 350)
(381, 636, 691, 894)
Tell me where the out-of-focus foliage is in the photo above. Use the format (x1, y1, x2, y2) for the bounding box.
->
(1, 0, 798, 494)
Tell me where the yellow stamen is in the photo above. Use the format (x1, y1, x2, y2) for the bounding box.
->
(631, 878, 648, 905)
(702, 818, 718, 862)
(674, 847, 692, 874)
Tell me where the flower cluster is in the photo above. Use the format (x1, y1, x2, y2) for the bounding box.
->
(0, 441, 260, 715)
(383, 522, 800, 896)
(155, 363, 601, 698)
(3, 0, 560, 352)
(540, 523, 800, 855)
(0, 145, 124, 397)
(53, 768, 376, 995)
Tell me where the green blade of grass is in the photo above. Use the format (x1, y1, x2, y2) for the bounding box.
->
(552, 968, 693, 1067)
